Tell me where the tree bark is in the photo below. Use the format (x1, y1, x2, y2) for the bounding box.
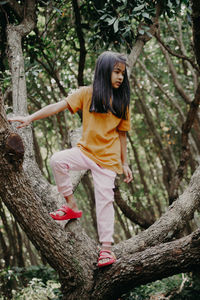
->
(114, 164, 200, 257)
(114, 182, 153, 229)
(92, 228, 200, 300)
(0, 96, 97, 299)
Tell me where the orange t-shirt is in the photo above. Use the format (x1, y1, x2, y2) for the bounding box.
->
(66, 86, 131, 174)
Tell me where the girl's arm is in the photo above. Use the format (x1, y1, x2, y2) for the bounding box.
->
(118, 130, 133, 183)
(8, 100, 69, 128)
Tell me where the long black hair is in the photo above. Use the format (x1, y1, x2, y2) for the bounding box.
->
(89, 51, 130, 120)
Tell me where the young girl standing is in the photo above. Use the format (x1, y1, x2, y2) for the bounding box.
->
(9, 51, 133, 267)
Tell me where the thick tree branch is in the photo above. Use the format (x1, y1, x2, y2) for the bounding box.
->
(92, 228, 200, 300)
(0, 95, 97, 299)
(114, 183, 153, 229)
(113, 164, 200, 258)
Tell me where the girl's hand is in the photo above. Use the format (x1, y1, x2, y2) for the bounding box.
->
(8, 116, 32, 128)
(122, 164, 133, 183)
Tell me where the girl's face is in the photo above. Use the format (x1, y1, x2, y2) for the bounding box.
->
(111, 62, 125, 89)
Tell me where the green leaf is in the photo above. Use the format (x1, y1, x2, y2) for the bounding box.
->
(133, 4, 145, 12)
(114, 19, 119, 33)
(53, 7, 62, 15)
(0, 0, 9, 4)
(119, 16, 129, 22)
(106, 17, 116, 25)
(146, 31, 153, 38)
(138, 29, 144, 35)
(167, 0, 173, 8)
(100, 14, 109, 20)
(142, 12, 150, 19)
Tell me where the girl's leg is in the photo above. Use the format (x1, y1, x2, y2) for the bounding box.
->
(91, 166, 116, 266)
(64, 194, 78, 212)
(50, 147, 88, 213)
(91, 166, 116, 244)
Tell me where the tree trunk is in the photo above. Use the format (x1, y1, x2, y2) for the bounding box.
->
(0, 97, 97, 299)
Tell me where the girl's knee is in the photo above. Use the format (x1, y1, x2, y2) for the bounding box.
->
(50, 152, 62, 169)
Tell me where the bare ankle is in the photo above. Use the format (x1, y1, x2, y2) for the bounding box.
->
(64, 195, 79, 211)
(101, 242, 112, 252)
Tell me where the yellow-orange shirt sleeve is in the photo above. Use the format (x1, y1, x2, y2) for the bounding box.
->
(65, 87, 86, 113)
(117, 109, 131, 131)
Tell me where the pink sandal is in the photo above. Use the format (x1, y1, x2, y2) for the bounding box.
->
(49, 205, 82, 221)
(97, 250, 116, 267)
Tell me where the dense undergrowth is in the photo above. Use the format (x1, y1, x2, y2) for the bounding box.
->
(1, 265, 200, 300)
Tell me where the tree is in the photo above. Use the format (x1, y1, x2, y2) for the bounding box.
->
(1, 0, 200, 299)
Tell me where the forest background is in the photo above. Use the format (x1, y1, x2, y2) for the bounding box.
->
(1, 0, 200, 299)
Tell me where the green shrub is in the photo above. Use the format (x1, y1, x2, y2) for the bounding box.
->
(12, 278, 61, 300)
(121, 274, 183, 299)
(0, 265, 61, 299)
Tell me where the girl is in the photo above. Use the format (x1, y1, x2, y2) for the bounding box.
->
(9, 51, 133, 267)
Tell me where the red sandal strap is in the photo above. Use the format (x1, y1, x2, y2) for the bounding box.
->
(98, 250, 115, 261)
(97, 250, 116, 267)
(99, 250, 112, 255)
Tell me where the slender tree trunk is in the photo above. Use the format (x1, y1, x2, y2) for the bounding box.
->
(72, 0, 87, 87)
(13, 220, 25, 267)
(191, 0, 200, 67)
(127, 133, 156, 221)
(132, 75, 176, 195)
(169, 83, 200, 203)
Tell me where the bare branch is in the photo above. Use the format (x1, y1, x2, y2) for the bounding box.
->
(169, 82, 200, 203)
(155, 33, 200, 74)
(159, 41, 192, 104)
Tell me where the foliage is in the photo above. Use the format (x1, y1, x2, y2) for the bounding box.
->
(88, 0, 190, 51)
(0, 265, 60, 299)
(121, 274, 183, 299)
(120, 273, 200, 299)
(1, 268, 199, 300)
(170, 273, 200, 300)
(12, 279, 61, 300)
